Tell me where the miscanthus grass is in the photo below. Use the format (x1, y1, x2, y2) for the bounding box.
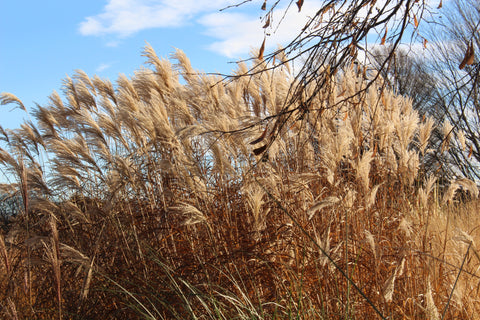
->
(0, 44, 479, 319)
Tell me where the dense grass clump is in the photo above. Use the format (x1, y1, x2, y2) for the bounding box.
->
(0, 45, 479, 319)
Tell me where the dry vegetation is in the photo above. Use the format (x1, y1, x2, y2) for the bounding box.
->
(0, 45, 480, 319)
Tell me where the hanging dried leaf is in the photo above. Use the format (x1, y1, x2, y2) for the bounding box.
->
(258, 38, 266, 60)
(321, 3, 335, 15)
(381, 91, 387, 106)
(466, 42, 475, 65)
(261, 0, 267, 10)
(263, 15, 271, 28)
(296, 0, 304, 12)
(423, 38, 428, 49)
(469, 145, 473, 158)
(438, 0, 442, 9)
(413, 14, 419, 28)
(459, 42, 475, 70)
(381, 27, 387, 45)
(253, 144, 268, 156)
(349, 42, 357, 57)
(250, 126, 269, 145)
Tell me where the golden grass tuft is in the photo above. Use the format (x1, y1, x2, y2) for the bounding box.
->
(0, 46, 479, 319)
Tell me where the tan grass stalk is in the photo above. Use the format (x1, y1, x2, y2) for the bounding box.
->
(453, 228, 474, 246)
(457, 129, 466, 151)
(398, 217, 413, 237)
(395, 110, 418, 151)
(170, 202, 208, 227)
(383, 257, 405, 303)
(443, 178, 479, 204)
(418, 117, 435, 155)
(365, 183, 382, 209)
(245, 185, 269, 235)
(443, 182, 459, 204)
(425, 175, 437, 196)
(143, 43, 176, 91)
(49, 214, 62, 320)
(60, 243, 95, 303)
(441, 120, 453, 152)
(0, 232, 10, 274)
(5, 297, 19, 320)
(81, 257, 95, 303)
(355, 150, 373, 191)
(364, 230, 376, 262)
(426, 280, 441, 320)
(0, 92, 27, 112)
(455, 178, 479, 199)
(308, 196, 340, 220)
(343, 188, 357, 209)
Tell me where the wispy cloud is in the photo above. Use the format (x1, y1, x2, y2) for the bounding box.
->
(198, 12, 263, 58)
(199, 1, 324, 58)
(80, 0, 439, 60)
(78, 0, 323, 59)
(96, 63, 112, 72)
(79, 0, 237, 37)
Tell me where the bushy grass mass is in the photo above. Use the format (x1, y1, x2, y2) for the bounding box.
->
(1, 45, 480, 319)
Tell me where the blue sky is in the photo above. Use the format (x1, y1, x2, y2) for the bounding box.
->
(0, 0, 326, 130)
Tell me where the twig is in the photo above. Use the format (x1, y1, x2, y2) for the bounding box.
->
(441, 241, 471, 319)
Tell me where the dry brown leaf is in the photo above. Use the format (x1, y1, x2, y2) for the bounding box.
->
(381, 27, 387, 45)
(258, 38, 266, 60)
(261, 0, 267, 10)
(250, 126, 269, 145)
(438, 0, 442, 9)
(349, 42, 357, 57)
(312, 15, 323, 30)
(423, 38, 428, 49)
(253, 144, 268, 156)
(321, 3, 335, 15)
(263, 15, 271, 28)
(296, 0, 304, 12)
(413, 14, 419, 28)
(467, 42, 475, 65)
(469, 145, 473, 158)
(459, 42, 475, 70)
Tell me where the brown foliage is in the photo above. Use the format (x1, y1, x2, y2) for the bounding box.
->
(0, 46, 479, 319)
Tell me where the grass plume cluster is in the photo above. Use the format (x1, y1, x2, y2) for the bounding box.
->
(0, 45, 479, 319)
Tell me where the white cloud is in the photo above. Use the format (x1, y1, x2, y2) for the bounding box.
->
(80, 0, 440, 60)
(79, 0, 324, 59)
(96, 63, 112, 72)
(199, 1, 325, 58)
(198, 12, 263, 58)
(79, 0, 238, 37)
